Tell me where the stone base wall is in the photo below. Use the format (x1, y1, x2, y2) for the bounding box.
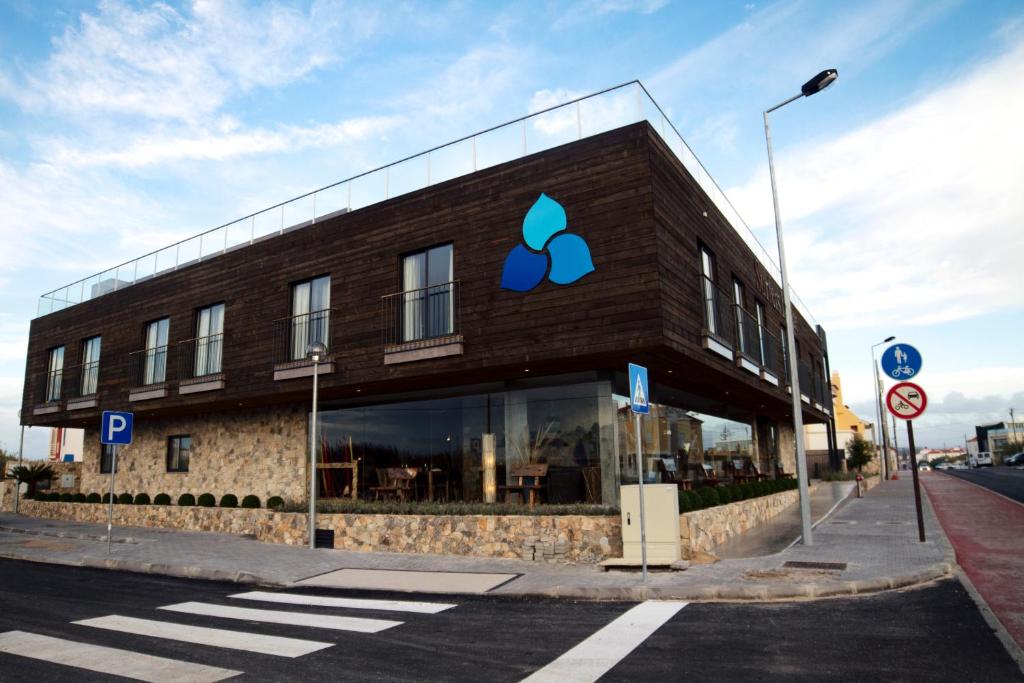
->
(42, 462, 82, 494)
(15, 481, 832, 563)
(79, 405, 307, 505)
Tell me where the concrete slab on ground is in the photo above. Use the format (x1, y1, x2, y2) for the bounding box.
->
(293, 568, 519, 593)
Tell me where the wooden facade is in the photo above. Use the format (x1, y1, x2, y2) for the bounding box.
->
(21, 122, 830, 429)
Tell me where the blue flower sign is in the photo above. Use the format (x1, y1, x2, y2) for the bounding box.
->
(500, 194, 595, 291)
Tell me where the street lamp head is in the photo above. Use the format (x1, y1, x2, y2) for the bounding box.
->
(305, 341, 328, 362)
(883, 335, 896, 343)
(801, 69, 838, 97)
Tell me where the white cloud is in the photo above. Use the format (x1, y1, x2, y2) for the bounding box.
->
(554, 0, 667, 28)
(726, 37, 1024, 330)
(43, 115, 407, 169)
(3, 0, 370, 124)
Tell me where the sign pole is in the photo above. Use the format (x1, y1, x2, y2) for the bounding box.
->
(906, 421, 925, 542)
(634, 411, 648, 582)
(107, 444, 118, 554)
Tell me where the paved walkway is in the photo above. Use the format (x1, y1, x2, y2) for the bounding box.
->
(715, 481, 854, 559)
(921, 472, 1024, 650)
(0, 480, 953, 602)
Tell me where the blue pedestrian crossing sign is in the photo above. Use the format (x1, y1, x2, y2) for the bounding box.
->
(881, 344, 922, 380)
(628, 363, 650, 414)
(101, 411, 134, 445)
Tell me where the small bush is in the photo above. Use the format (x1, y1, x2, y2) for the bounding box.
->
(117, 493, 133, 505)
(684, 490, 702, 512)
(101, 492, 114, 504)
(154, 493, 171, 505)
(267, 496, 285, 509)
(197, 493, 216, 507)
(219, 493, 238, 508)
(718, 486, 733, 504)
(86, 492, 101, 503)
(59, 492, 73, 502)
(72, 493, 87, 503)
(727, 485, 742, 503)
(33, 491, 49, 501)
(678, 490, 693, 512)
(697, 486, 721, 508)
(177, 493, 196, 507)
(47, 492, 61, 502)
(241, 495, 261, 509)
(133, 493, 151, 505)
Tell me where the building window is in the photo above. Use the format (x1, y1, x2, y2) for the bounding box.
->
(167, 435, 191, 472)
(194, 303, 225, 376)
(45, 346, 65, 402)
(81, 336, 101, 396)
(99, 443, 118, 474)
(143, 318, 170, 385)
(780, 325, 788, 373)
(290, 276, 330, 360)
(401, 244, 453, 342)
(755, 301, 767, 366)
(699, 245, 717, 335)
(733, 278, 747, 355)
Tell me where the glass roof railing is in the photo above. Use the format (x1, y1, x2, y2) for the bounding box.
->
(35, 80, 817, 327)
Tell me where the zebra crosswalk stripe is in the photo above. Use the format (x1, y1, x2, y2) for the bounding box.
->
(73, 614, 333, 658)
(229, 591, 457, 614)
(158, 601, 402, 633)
(0, 630, 242, 683)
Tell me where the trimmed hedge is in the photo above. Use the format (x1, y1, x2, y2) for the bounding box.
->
(59, 492, 73, 502)
(117, 493, 133, 505)
(177, 493, 196, 507)
(101, 492, 114, 504)
(86, 492, 101, 503)
(219, 494, 238, 508)
(133, 493, 151, 505)
(267, 496, 285, 509)
(697, 486, 720, 508)
(197, 493, 216, 508)
(73, 493, 87, 503)
(154, 493, 171, 505)
(241, 495, 261, 509)
(679, 477, 798, 513)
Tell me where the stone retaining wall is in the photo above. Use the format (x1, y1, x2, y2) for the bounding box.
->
(13, 482, 852, 562)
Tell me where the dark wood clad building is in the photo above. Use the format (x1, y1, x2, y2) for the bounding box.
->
(21, 119, 833, 507)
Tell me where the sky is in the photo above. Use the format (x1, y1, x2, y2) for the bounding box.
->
(1, 0, 1021, 459)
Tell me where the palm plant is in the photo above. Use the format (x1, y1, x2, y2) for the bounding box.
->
(9, 462, 55, 498)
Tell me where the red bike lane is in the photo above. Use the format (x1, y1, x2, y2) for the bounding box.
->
(921, 473, 1024, 650)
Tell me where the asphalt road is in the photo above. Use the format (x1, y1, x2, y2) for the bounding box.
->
(945, 466, 1024, 504)
(0, 559, 1020, 681)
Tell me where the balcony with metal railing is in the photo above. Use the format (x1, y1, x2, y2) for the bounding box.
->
(699, 275, 737, 359)
(34, 81, 817, 330)
(64, 361, 100, 410)
(178, 334, 225, 394)
(128, 346, 173, 402)
(381, 281, 462, 365)
(271, 309, 332, 380)
(33, 369, 63, 415)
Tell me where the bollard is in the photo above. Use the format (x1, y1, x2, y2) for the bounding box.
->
(855, 474, 864, 498)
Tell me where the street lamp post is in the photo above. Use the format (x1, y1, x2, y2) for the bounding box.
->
(871, 336, 895, 478)
(764, 68, 838, 546)
(306, 341, 328, 550)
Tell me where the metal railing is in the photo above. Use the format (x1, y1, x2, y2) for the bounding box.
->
(60, 361, 100, 398)
(178, 334, 224, 381)
(35, 81, 817, 328)
(798, 360, 813, 399)
(381, 281, 461, 349)
(272, 310, 331, 366)
(761, 329, 785, 379)
(734, 304, 762, 363)
(700, 275, 737, 347)
(129, 346, 172, 388)
(37, 369, 63, 404)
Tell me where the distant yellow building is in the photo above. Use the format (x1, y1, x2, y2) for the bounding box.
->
(805, 372, 876, 474)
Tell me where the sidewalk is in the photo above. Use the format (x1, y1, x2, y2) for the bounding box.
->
(0, 479, 954, 602)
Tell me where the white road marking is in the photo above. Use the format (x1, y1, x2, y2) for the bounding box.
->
(519, 601, 687, 683)
(229, 591, 456, 614)
(158, 601, 402, 633)
(73, 615, 332, 658)
(0, 630, 241, 682)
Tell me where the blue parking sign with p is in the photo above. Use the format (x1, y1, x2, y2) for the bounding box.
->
(101, 411, 134, 445)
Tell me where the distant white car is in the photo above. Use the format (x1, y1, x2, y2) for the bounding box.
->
(918, 464, 931, 472)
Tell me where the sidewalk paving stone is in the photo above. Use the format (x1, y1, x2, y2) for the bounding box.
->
(0, 479, 953, 602)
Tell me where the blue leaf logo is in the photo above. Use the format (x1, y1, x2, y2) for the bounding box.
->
(501, 194, 595, 291)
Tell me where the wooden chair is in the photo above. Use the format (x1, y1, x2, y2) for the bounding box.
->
(388, 467, 418, 501)
(658, 459, 693, 491)
(370, 468, 399, 501)
(746, 461, 770, 481)
(695, 463, 720, 487)
(775, 464, 795, 480)
(502, 463, 549, 507)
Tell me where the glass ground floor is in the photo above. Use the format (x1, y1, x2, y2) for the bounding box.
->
(313, 372, 780, 506)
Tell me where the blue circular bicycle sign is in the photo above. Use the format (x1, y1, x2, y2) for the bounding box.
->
(881, 343, 922, 380)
